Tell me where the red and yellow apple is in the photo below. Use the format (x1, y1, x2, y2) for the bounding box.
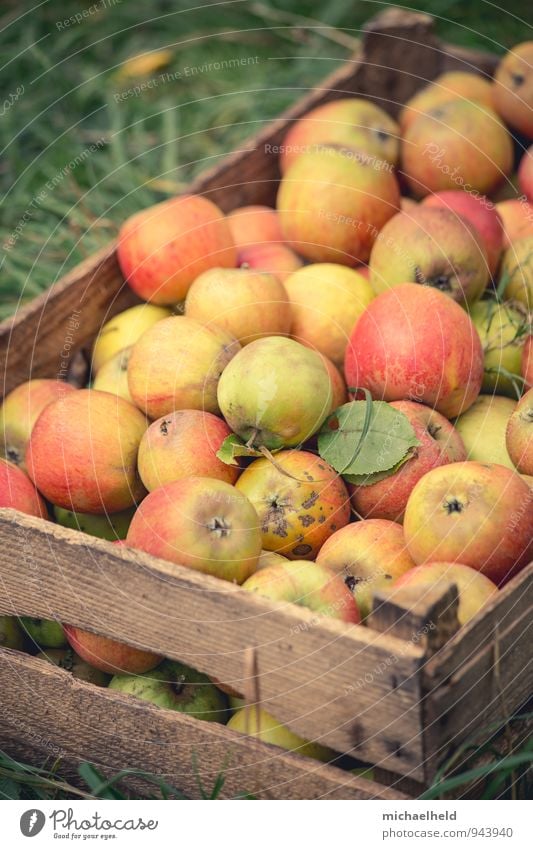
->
(506, 388, 533, 474)
(0, 457, 47, 518)
(227, 205, 283, 246)
(236, 242, 303, 283)
(64, 625, 162, 675)
(518, 145, 533, 202)
(395, 562, 498, 626)
(496, 200, 533, 248)
(492, 42, 533, 139)
(400, 71, 495, 132)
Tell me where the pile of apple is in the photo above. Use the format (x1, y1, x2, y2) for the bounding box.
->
(1, 43, 533, 761)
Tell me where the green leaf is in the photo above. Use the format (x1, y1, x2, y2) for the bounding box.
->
(343, 451, 415, 486)
(318, 401, 420, 477)
(216, 434, 264, 466)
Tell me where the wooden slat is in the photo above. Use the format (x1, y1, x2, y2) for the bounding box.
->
(0, 509, 426, 774)
(0, 649, 408, 800)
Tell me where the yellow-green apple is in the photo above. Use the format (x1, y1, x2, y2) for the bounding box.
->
(217, 336, 332, 449)
(519, 146, 533, 202)
(369, 207, 489, 305)
(403, 461, 533, 585)
(422, 190, 504, 277)
(470, 300, 529, 396)
(236, 242, 303, 282)
(0, 458, 47, 518)
(37, 648, 110, 686)
(93, 347, 133, 403)
(496, 200, 533, 248)
(26, 389, 147, 513)
(227, 707, 334, 761)
(109, 660, 228, 722)
(399, 71, 495, 132)
(506, 388, 533, 474)
(500, 236, 533, 309)
(0, 379, 75, 471)
(344, 283, 484, 418)
(316, 519, 416, 620)
(53, 504, 135, 540)
(184, 267, 290, 345)
(128, 316, 239, 419)
(283, 263, 374, 367)
(349, 400, 467, 523)
(0, 616, 24, 650)
(242, 559, 360, 623)
(227, 205, 283, 246)
(279, 98, 400, 173)
(117, 194, 237, 305)
(523, 336, 533, 390)
(394, 562, 498, 626)
(492, 42, 533, 138)
(91, 304, 171, 373)
(277, 145, 400, 265)
(137, 409, 239, 491)
(126, 476, 261, 583)
(235, 450, 349, 559)
(20, 618, 67, 648)
(401, 101, 513, 198)
(64, 625, 162, 675)
(454, 394, 516, 469)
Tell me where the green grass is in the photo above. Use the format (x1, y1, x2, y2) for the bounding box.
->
(0, 0, 531, 318)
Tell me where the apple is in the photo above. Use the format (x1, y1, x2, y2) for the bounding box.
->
(422, 190, 504, 277)
(109, 660, 228, 722)
(235, 450, 350, 560)
(316, 519, 416, 620)
(344, 283, 484, 419)
(322, 355, 348, 412)
(26, 389, 147, 513)
(37, 648, 110, 686)
(227, 707, 335, 762)
(217, 336, 332, 449)
(283, 263, 374, 367)
(401, 100, 513, 198)
(0, 458, 47, 518)
(279, 97, 400, 173)
(403, 461, 533, 585)
(64, 625, 162, 675)
(276, 145, 400, 265)
(518, 145, 533, 203)
(348, 400, 467, 523)
(394, 562, 498, 626)
(137, 409, 239, 491)
(523, 335, 533, 390)
(184, 267, 291, 345)
(496, 200, 533, 248)
(470, 300, 529, 397)
(236, 242, 303, 283)
(53, 504, 135, 540)
(257, 550, 288, 570)
(500, 236, 533, 309)
(117, 194, 237, 305)
(227, 205, 283, 246)
(454, 394, 516, 470)
(91, 304, 171, 373)
(399, 70, 495, 132)
(522, 474, 533, 488)
(242, 559, 360, 623)
(492, 42, 533, 139)
(369, 207, 489, 305)
(0, 616, 24, 650)
(0, 379, 76, 471)
(506, 388, 533, 474)
(127, 316, 239, 420)
(126, 476, 261, 584)
(20, 617, 67, 648)
(92, 347, 133, 403)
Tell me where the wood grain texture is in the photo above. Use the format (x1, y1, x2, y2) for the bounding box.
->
(0, 648, 408, 800)
(0, 509, 426, 775)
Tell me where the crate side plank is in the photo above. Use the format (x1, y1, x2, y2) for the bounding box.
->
(0, 509, 427, 774)
(0, 649, 408, 800)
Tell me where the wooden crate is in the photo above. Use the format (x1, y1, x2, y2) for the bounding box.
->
(0, 9, 530, 800)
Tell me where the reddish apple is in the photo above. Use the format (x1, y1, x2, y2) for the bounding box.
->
(523, 336, 533, 390)
(236, 242, 303, 282)
(227, 205, 283, 246)
(518, 146, 533, 203)
(395, 562, 498, 626)
(492, 42, 533, 139)
(506, 388, 533, 475)
(496, 199, 533, 248)
(399, 71, 495, 133)
(0, 458, 47, 518)
(403, 461, 533, 585)
(344, 283, 484, 419)
(64, 625, 162, 675)
(349, 400, 467, 523)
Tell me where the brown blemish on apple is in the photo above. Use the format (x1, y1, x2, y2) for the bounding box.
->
(298, 514, 315, 527)
(301, 490, 319, 509)
(159, 419, 171, 436)
(292, 543, 312, 556)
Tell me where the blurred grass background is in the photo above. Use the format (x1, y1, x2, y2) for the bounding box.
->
(0, 0, 531, 318)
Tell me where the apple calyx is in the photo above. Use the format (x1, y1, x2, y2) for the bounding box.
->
(5, 445, 22, 465)
(171, 674, 186, 697)
(58, 648, 76, 672)
(206, 516, 232, 539)
(442, 496, 466, 515)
